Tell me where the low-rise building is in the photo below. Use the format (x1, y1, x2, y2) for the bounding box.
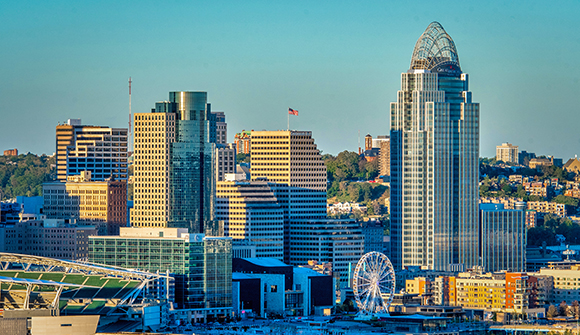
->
(3, 149, 18, 156)
(527, 201, 567, 218)
(563, 157, 580, 175)
(0, 217, 96, 260)
(523, 182, 551, 198)
(539, 265, 580, 305)
(529, 158, 554, 169)
(526, 210, 538, 228)
(232, 258, 334, 317)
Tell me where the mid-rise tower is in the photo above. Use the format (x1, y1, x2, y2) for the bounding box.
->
(390, 22, 480, 271)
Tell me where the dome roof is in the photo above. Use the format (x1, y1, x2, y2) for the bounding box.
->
(410, 22, 461, 74)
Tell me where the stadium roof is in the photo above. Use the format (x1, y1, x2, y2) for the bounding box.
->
(0, 252, 167, 281)
(0, 275, 90, 288)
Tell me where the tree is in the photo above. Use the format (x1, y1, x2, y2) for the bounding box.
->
(236, 153, 250, 163)
(547, 305, 558, 318)
(0, 153, 56, 200)
(553, 195, 579, 207)
(527, 226, 557, 246)
(571, 300, 580, 319)
(559, 301, 569, 316)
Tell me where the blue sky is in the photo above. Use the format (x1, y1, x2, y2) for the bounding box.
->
(1, 1, 579, 159)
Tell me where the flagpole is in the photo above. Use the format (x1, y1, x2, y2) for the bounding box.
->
(287, 110, 290, 131)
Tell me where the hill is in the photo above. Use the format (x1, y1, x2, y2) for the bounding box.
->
(0, 153, 55, 199)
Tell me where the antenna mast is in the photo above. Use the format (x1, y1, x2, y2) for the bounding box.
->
(128, 77, 132, 153)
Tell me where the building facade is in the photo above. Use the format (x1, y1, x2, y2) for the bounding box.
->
(3, 149, 17, 156)
(234, 131, 251, 154)
(0, 218, 96, 260)
(215, 144, 236, 182)
(89, 227, 232, 319)
(43, 172, 127, 235)
(288, 218, 364, 287)
(250, 130, 327, 222)
(216, 180, 285, 260)
(56, 119, 128, 181)
(379, 138, 391, 176)
(479, 203, 526, 273)
(390, 22, 480, 271)
(496, 143, 519, 164)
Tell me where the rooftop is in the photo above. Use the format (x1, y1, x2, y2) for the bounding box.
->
(241, 258, 289, 268)
(410, 22, 461, 75)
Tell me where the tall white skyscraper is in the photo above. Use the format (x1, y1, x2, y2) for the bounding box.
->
(390, 22, 480, 271)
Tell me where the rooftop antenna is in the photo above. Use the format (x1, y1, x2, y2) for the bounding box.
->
(128, 77, 132, 153)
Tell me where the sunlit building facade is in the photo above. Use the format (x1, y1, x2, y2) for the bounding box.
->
(55, 119, 128, 181)
(390, 22, 480, 271)
(216, 180, 284, 260)
(130, 92, 219, 236)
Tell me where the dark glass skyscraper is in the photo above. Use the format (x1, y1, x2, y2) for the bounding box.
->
(390, 22, 480, 271)
(168, 91, 218, 236)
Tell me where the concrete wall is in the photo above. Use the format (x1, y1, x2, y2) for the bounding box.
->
(30, 315, 99, 335)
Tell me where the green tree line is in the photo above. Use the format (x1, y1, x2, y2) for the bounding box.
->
(0, 154, 55, 199)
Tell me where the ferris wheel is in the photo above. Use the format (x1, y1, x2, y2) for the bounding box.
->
(352, 251, 396, 315)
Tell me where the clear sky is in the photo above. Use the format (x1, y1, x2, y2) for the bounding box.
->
(1, 1, 579, 159)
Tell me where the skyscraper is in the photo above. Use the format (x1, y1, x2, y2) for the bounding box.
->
(56, 119, 128, 181)
(249, 131, 364, 286)
(250, 130, 327, 221)
(131, 92, 218, 236)
(390, 22, 480, 271)
(168, 92, 218, 236)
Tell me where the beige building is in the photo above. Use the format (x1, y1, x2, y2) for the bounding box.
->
(529, 157, 553, 169)
(56, 118, 128, 181)
(563, 157, 580, 174)
(43, 172, 127, 235)
(130, 107, 176, 228)
(250, 130, 327, 220)
(527, 201, 566, 217)
(216, 180, 284, 259)
(496, 143, 519, 164)
(539, 266, 580, 304)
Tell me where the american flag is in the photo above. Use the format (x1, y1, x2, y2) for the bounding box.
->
(288, 108, 298, 116)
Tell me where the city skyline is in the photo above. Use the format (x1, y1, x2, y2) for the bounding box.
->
(2, 1, 580, 160)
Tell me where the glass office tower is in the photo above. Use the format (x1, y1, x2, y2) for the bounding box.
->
(390, 22, 480, 271)
(168, 92, 219, 236)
